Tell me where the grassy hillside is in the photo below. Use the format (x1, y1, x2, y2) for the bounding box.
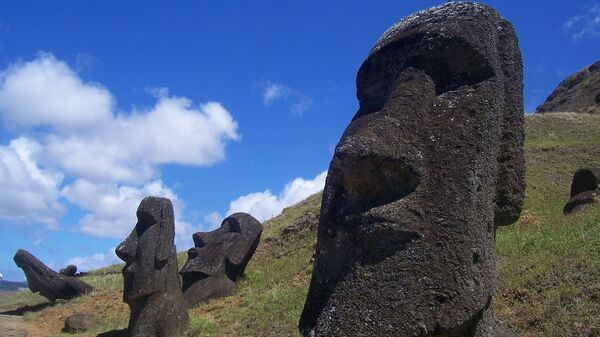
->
(1, 112, 599, 337)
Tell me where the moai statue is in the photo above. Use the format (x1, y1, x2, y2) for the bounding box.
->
(564, 168, 600, 214)
(180, 213, 262, 306)
(115, 197, 188, 337)
(59, 264, 77, 277)
(14, 250, 94, 301)
(299, 2, 525, 337)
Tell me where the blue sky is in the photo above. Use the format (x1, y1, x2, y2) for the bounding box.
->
(0, 0, 598, 281)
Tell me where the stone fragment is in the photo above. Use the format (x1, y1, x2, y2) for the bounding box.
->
(181, 213, 262, 306)
(299, 3, 525, 336)
(13, 250, 94, 302)
(115, 197, 188, 337)
(63, 312, 105, 333)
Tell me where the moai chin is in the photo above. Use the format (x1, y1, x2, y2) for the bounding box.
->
(115, 197, 188, 337)
(299, 2, 525, 337)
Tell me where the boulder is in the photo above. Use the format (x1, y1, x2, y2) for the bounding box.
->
(63, 312, 105, 333)
(299, 2, 525, 337)
(13, 250, 94, 302)
(536, 60, 600, 114)
(115, 197, 188, 337)
(181, 213, 262, 306)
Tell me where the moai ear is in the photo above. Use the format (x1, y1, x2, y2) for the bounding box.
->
(494, 20, 525, 227)
(155, 204, 174, 269)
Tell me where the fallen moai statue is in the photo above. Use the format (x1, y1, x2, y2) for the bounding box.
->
(181, 212, 262, 306)
(299, 2, 525, 336)
(564, 168, 600, 214)
(13, 249, 94, 302)
(115, 197, 188, 337)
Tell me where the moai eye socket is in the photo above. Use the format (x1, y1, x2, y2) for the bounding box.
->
(331, 154, 419, 215)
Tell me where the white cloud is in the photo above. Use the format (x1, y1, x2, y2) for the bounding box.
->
(0, 137, 64, 227)
(0, 53, 240, 234)
(204, 211, 222, 228)
(261, 81, 312, 115)
(66, 248, 120, 272)
(0, 53, 113, 130)
(262, 83, 290, 105)
(564, 3, 600, 40)
(227, 171, 326, 222)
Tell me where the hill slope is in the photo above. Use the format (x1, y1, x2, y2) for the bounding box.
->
(1, 112, 599, 337)
(536, 60, 600, 114)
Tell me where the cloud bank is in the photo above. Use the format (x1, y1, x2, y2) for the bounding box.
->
(0, 53, 239, 238)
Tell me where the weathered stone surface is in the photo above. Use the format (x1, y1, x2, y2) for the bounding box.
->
(536, 60, 600, 114)
(181, 213, 262, 306)
(13, 250, 94, 302)
(63, 312, 105, 333)
(115, 197, 188, 337)
(299, 2, 525, 337)
(564, 190, 600, 214)
(569, 168, 600, 197)
(59, 265, 77, 277)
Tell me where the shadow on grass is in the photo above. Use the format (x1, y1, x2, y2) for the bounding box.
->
(97, 329, 127, 337)
(0, 301, 54, 315)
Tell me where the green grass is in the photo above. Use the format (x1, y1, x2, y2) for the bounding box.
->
(1, 112, 599, 337)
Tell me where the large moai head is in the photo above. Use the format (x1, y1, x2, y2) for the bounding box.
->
(115, 197, 188, 337)
(180, 212, 262, 306)
(299, 3, 525, 337)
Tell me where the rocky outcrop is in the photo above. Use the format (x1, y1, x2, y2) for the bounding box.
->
(536, 60, 600, 114)
(13, 250, 94, 302)
(564, 168, 600, 214)
(115, 197, 188, 337)
(299, 2, 525, 337)
(181, 213, 262, 306)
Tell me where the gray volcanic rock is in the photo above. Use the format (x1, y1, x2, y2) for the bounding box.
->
(59, 265, 77, 277)
(63, 312, 105, 333)
(564, 168, 600, 214)
(564, 190, 600, 214)
(299, 2, 525, 337)
(115, 197, 188, 337)
(569, 168, 600, 197)
(13, 250, 94, 302)
(536, 60, 600, 113)
(181, 213, 262, 306)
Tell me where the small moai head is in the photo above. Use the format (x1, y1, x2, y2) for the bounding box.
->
(180, 212, 262, 305)
(115, 197, 175, 302)
(300, 3, 525, 336)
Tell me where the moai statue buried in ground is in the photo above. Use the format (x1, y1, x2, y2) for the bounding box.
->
(115, 197, 188, 337)
(180, 212, 262, 306)
(299, 3, 525, 337)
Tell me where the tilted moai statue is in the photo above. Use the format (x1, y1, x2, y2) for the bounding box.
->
(181, 212, 262, 306)
(299, 2, 525, 337)
(14, 249, 94, 301)
(564, 168, 600, 214)
(115, 197, 188, 337)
